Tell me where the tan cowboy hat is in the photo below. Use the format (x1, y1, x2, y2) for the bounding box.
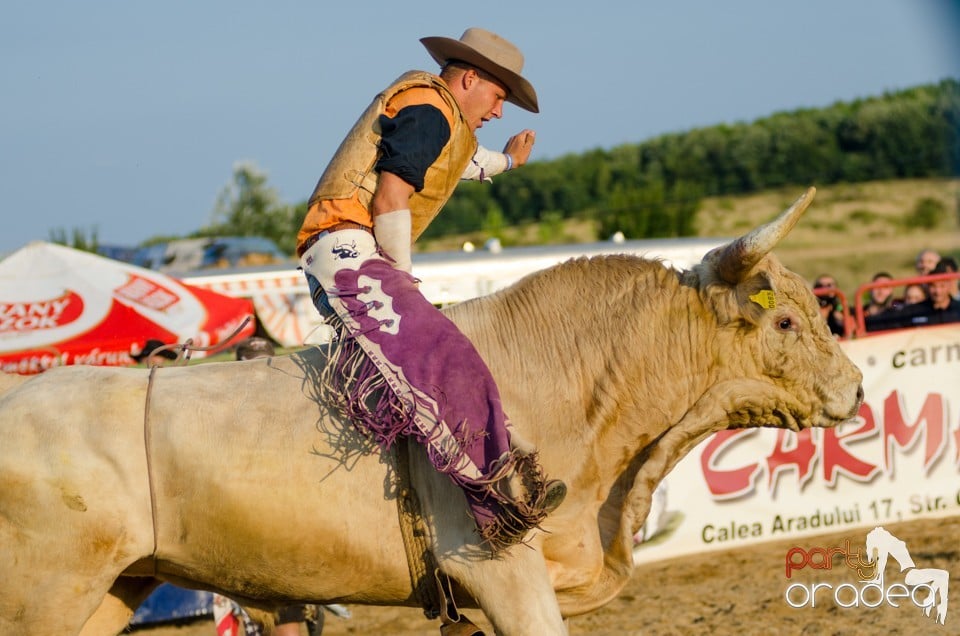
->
(420, 28, 539, 113)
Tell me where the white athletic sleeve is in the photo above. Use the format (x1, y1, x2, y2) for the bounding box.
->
(461, 145, 510, 182)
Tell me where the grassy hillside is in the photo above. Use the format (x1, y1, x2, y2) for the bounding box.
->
(417, 177, 960, 301)
(696, 178, 960, 296)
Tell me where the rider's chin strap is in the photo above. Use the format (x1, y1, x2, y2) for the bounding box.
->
(394, 439, 484, 636)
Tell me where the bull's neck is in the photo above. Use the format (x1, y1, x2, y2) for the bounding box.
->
(446, 259, 712, 487)
(447, 258, 718, 609)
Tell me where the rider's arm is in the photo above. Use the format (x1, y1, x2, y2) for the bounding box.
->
(371, 91, 451, 273)
(371, 173, 415, 273)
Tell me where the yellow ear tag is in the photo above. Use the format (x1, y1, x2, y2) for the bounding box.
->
(749, 290, 776, 309)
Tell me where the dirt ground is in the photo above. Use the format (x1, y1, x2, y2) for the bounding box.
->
(137, 515, 957, 636)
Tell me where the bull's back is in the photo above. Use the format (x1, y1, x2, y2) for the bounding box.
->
(142, 351, 415, 602)
(0, 370, 29, 395)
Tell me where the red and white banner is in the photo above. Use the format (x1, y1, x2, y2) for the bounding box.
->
(634, 323, 960, 563)
(0, 242, 255, 374)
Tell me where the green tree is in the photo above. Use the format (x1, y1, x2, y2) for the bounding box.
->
(48, 226, 99, 252)
(481, 204, 506, 238)
(435, 79, 958, 243)
(167, 79, 957, 250)
(201, 161, 299, 255)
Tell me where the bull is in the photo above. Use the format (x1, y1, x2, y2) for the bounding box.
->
(0, 187, 862, 635)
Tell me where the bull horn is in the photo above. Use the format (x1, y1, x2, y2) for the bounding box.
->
(716, 187, 816, 283)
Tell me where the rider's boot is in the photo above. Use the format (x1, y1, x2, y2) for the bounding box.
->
(508, 432, 567, 515)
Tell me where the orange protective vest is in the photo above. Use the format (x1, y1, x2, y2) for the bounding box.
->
(297, 71, 476, 250)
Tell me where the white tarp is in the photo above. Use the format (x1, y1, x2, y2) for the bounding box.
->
(0, 242, 255, 373)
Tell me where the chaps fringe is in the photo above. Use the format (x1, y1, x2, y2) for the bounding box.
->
(316, 311, 550, 552)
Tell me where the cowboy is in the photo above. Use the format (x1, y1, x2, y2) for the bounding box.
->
(235, 336, 276, 361)
(297, 28, 565, 551)
(131, 339, 178, 368)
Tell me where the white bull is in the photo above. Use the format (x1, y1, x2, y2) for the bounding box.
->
(0, 188, 863, 635)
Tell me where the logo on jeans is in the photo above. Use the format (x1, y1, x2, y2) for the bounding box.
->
(331, 239, 359, 260)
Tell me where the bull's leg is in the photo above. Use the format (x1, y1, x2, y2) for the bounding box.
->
(79, 577, 161, 636)
(441, 547, 567, 636)
(0, 570, 121, 635)
(0, 494, 154, 635)
(0, 515, 87, 632)
(409, 442, 567, 635)
(0, 475, 154, 634)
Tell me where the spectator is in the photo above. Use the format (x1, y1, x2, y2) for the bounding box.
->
(233, 337, 355, 634)
(273, 605, 323, 636)
(866, 261, 960, 331)
(902, 284, 928, 305)
(213, 596, 326, 636)
(915, 249, 941, 276)
(230, 336, 331, 636)
(236, 336, 275, 360)
(920, 261, 960, 324)
(936, 256, 959, 300)
(131, 339, 179, 367)
(863, 271, 897, 316)
(813, 274, 845, 337)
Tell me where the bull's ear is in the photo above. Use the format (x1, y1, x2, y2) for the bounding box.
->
(736, 272, 776, 326)
(694, 269, 776, 326)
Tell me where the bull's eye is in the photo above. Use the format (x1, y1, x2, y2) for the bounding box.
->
(777, 317, 793, 331)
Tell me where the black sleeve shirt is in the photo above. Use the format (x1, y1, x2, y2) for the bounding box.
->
(375, 104, 450, 192)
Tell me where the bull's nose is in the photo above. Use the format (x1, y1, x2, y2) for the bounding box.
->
(847, 384, 865, 419)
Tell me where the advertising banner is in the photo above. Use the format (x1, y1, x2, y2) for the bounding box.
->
(0, 242, 255, 373)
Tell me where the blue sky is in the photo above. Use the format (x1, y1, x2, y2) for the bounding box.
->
(2, 1, 958, 256)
